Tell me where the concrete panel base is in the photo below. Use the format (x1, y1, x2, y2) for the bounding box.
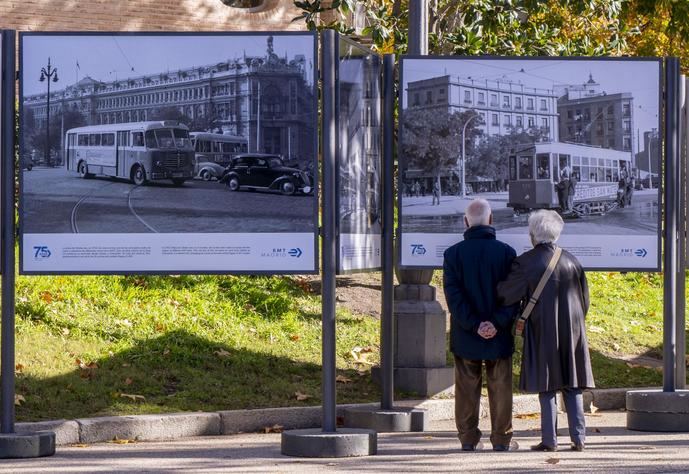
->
(626, 390, 689, 432)
(0, 431, 55, 458)
(281, 428, 377, 458)
(394, 367, 455, 398)
(343, 406, 428, 432)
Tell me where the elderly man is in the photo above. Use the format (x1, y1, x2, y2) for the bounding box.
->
(497, 210, 594, 452)
(443, 198, 518, 452)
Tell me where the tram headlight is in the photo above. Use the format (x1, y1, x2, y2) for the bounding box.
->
(155, 160, 163, 167)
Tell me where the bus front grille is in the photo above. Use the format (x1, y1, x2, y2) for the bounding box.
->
(163, 153, 184, 169)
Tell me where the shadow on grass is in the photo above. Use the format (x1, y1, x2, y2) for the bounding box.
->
(16, 329, 380, 422)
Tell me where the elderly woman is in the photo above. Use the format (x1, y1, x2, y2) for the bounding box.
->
(497, 210, 594, 452)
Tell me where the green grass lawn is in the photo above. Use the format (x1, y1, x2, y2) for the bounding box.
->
(11, 270, 686, 422)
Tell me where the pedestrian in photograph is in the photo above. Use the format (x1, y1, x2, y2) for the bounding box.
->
(497, 210, 594, 452)
(567, 171, 577, 211)
(625, 175, 635, 206)
(443, 198, 518, 452)
(556, 167, 571, 212)
(432, 179, 441, 206)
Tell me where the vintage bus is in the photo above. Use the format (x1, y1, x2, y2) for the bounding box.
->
(65, 121, 195, 186)
(508, 142, 633, 216)
(190, 133, 247, 165)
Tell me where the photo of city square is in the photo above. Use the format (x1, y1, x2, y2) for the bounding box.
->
(20, 33, 317, 236)
(398, 58, 661, 268)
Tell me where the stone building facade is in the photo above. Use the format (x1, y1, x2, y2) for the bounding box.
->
(405, 75, 560, 141)
(557, 74, 635, 155)
(22, 36, 316, 163)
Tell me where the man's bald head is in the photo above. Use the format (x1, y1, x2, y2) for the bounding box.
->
(464, 198, 492, 228)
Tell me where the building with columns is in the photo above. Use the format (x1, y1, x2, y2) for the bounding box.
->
(22, 36, 316, 164)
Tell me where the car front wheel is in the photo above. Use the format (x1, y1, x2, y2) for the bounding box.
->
(200, 169, 211, 181)
(280, 180, 296, 196)
(226, 176, 240, 191)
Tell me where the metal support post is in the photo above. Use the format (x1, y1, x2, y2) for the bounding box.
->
(380, 53, 395, 411)
(281, 30, 376, 456)
(0, 30, 56, 458)
(627, 58, 689, 432)
(677, 74, 687, 389)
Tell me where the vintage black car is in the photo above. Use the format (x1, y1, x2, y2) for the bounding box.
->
(219, 154, 313, 195)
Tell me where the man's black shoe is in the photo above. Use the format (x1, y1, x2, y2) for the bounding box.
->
(461, 441, 484, 451)
(571, 442, 585, 452)
(530, 442, 556, 452)
(493, 440, 519, 452)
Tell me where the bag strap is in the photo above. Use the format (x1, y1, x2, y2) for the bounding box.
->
(519, 247, 562, 323)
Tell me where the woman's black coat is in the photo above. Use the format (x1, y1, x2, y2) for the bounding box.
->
(497, 243, 595, 393)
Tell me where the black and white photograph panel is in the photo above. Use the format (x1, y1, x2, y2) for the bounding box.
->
(399, 57, 661, 270)
(336, 37, 382, 273)
(20, 33, 318, 274)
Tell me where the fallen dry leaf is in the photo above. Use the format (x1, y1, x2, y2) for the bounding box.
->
(588, 325, 604, 333)
(110, 437, 136, 444)
(119, 393, 146, 402)
(515, 412, 540, 420)
(545, 458, 560, 465)
(593, 427, 601, 433)
(214, 349, 231, 358)
(290, 334, 301, 342)
(39, 291, 53, 304)
(15, 364, 24, 374)
(124, 377, 133, 386)
(264, 424, 284, 433)
(350, 346, 375, 365)
(295, 391, 311, 401)
(14, 394, 26, 406)
(336, 375, 352, 384)
(589, 402, 599, 414)
(70, 443, 90, 448)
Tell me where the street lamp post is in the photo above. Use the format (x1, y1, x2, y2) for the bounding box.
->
(40, 57, 59, 167)
(460, 114, 479, 199)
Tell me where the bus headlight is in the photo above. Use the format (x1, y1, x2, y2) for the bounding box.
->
(155, 161, 163, 167)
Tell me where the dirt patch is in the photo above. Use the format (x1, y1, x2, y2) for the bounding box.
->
(300, 272, 449, 319)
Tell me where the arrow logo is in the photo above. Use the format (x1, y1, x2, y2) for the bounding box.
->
(288, 248, 303, 258)
(635, 248, 647, 258)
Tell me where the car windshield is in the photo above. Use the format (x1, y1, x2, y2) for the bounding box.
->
(268, 157, 283, 168)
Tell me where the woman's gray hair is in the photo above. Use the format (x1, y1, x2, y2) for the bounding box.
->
(528, 210, 564, 244)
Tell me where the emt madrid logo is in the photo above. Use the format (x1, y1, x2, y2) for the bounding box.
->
(33, 246, 51, 259)
(261, 247, 303, 258)
(410, 244, 427, 256)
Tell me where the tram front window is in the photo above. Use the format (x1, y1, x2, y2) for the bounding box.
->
(518, 156, 533, 179)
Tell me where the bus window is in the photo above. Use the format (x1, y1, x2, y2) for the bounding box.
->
(605, 169, 612, 182)
(509, 156, 517, 181)
(132, 132, 144, 147)
(78, 134, 89, 146)
(518, 156, 533, 180)
(240, 144, 248, 152)
(536, 153, 550, 179)
(212, 141, 221, 153)
(102, 133, 115, 147)
(222, 143, 233, 152)
(89, 134, 101, 146)
(145, 131, 157, 148)
(154, 129, 175, 148)
(172, 128, 191, 147)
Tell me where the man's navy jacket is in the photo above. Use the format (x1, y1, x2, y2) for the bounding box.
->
(443, 225, 517, 361)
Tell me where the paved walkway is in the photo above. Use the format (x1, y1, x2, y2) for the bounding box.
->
(5, 412, 689, 473)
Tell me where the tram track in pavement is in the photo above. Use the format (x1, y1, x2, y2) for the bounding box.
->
(69, 181, 159, 233)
